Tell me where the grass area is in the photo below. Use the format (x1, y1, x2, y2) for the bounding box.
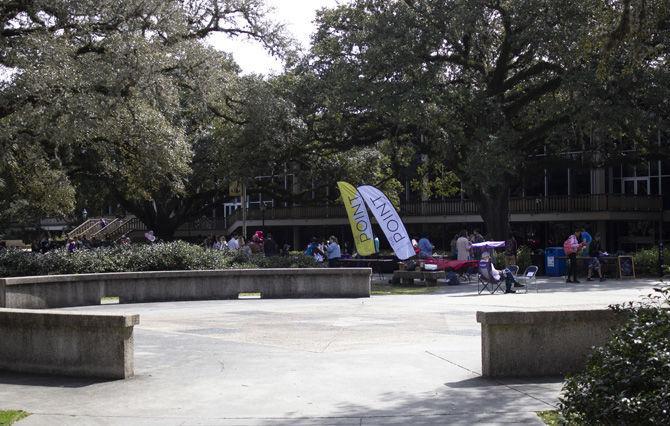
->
(537, 410, 562, 425)
(371, 283, 446, 295)
(0, 410, 29, 425)
(238, 292, 262, 299)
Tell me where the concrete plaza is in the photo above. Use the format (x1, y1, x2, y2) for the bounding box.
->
(0, 277, 662, 425)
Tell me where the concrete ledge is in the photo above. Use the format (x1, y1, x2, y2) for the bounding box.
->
(0, 268, 372, 309)
(477, 310, 626, 378)
(0, 309, 139, 379)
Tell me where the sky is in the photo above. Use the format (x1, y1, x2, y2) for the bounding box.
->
(207, 0, 343, 75)
(0, 1, 344, 81)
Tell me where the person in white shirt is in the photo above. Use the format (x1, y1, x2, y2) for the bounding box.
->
(227, 234, 240, 250)
(481, 252, 523, 293)
(456, 230, 472, 261)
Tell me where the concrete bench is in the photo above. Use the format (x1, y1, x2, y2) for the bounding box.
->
(392, 270, 445, 286)
(0, 268, 372, 309)
(476, 310, 626, 377)
(0, 308, 139, 379)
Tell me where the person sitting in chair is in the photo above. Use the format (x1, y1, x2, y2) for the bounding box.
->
(481, 252, 524, 294)
(587, 254, 606, 282)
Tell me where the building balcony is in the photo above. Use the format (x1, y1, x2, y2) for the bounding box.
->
(219, 194, 663, 233)
(231, 194, 661, 219)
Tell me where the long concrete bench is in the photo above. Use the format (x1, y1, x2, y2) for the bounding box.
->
(476, 310, 626, 378)
(0, 308, 139, 379)
(0, 268, 371, 309)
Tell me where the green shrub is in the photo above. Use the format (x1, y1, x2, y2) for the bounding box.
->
(559, 286, 670, 424)
(0, 242, 321, 277)
(492, 245, 532, 271)
(633, 247, 670, 276)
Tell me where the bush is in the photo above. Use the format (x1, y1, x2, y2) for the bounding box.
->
(559, 286, 670, 424)
(0, 241, 321, 277)
(633, 247, 670, 276)
(492, 245, 532, 271)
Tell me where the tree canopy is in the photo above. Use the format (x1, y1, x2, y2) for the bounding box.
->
(301, 0, 669, 238)
(1, 0, 668, 238)
(0, 0, 286, 233)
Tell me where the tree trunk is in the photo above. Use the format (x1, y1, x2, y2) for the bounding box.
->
(143, 214, 180, 241)
(475, 188, 511, 241)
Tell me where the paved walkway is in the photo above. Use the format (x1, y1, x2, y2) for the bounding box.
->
(1, 278, 662, 425)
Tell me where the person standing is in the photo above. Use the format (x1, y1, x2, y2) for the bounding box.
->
(564, 230, 586, 283)
(504, 233, 518, 266)
(305, 237, 324, 262)
(456, 230, 472, 261)
(227, 234, 240, 250)
(580, 227, 593, 256)
(81, 208, 88, 221)
(472, 229, 485, 244)
(450, 234, 458, 260)
(326, 236, 341, 267)
(263, 233, 278, 257)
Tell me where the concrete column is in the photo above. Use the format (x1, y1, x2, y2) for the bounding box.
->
(592, 168, 606, 194)
(596, 221, 608, 250)
(292, 227, 301, 252)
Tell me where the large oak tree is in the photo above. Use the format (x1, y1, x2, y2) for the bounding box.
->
(303, 0, 669, 239)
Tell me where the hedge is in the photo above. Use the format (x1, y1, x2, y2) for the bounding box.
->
(559, 286, 670, 424)
(0, 241, 319, 278)
(633, 247, 670, 276)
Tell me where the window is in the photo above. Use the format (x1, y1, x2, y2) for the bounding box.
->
(636, 162, 650, 177)
(547, 169, 568, 196)
(572, 169, 591, 195)
(663, 177, 670, 209)
(523, 172, 545, 197)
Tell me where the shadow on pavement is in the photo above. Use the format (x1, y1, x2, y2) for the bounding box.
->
(0, 371, 111, 388)
(258, 376, 564, 425)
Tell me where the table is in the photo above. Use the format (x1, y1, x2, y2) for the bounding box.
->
(423, 258, 479, 282)
(391, 270, 446, 286)
(338, 258, 395, 279)
(558, 256, 619, 278)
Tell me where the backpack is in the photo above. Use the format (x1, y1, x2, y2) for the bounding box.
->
(446, 271, 459, 286)
(563, 237, 574, 255)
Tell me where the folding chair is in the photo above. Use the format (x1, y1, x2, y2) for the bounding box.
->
(477, 260, 504, 295)
(506, 265, 519, 276)
(517, 265, 539, 292)
(503, 265, 524, 293)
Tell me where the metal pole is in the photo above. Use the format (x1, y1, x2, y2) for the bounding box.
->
(660, 210, 664, 279)
(242, 182, 247, 239)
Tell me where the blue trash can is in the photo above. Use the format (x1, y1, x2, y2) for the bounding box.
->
(545, 247, 567, 277)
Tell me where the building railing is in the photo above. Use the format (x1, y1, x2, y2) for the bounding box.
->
(59, 194, 663, 238)
(508, 194, 662, 214)
(224, 194, 663, 224)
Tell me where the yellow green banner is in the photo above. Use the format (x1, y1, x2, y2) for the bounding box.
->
(337, 181, 376, 256)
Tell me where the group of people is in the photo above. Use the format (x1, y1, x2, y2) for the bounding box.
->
(448, 229, 518, 263)
(203, 230, 284, 257)
(410, 230, 523, 293)
(33, 234, 127, 254)
(304, 236, 342, 267)
(564, 228, 606, 283)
